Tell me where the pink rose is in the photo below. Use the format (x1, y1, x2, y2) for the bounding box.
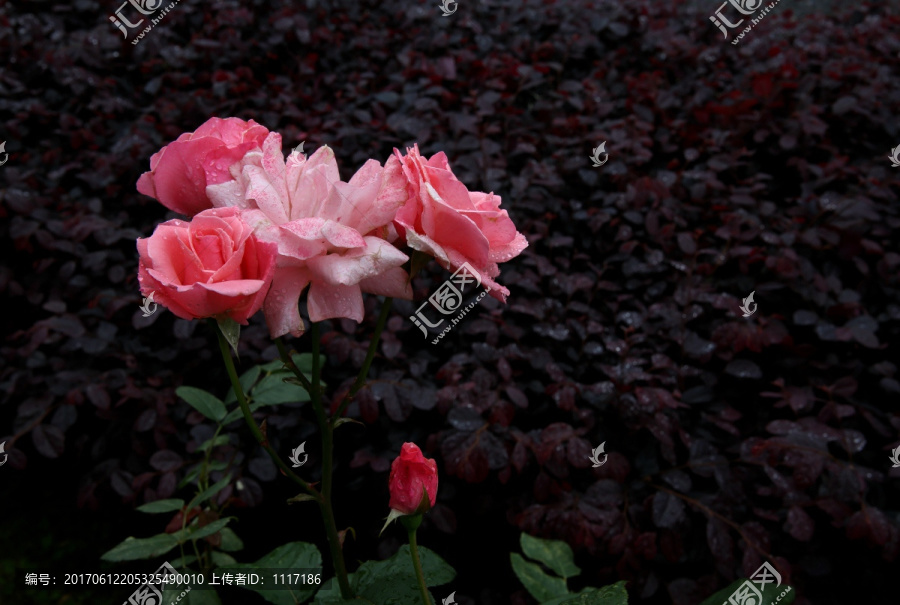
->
(207, 133, 413, 338)
(388, 443, 438, 515)
(393, 144, 528, 302)
(137, 117, 270, 216)
(137, 207, 277, 324)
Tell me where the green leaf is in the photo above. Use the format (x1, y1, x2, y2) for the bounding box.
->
(175, 517, 233, 543)
(136, 498, 185, 514)
(287, 493, 319, 505)
(197, 435, 230, 453)
(100, 534, 179, 561)
(510, 553, 568, 602)
(251, 372, 312, 405)
(226, 542, 322, 605)
(177, 386, 227, 423)
(355, 544, 454, 604)
(313, 577, 376, 605)
(698, 578, 795, 605)
(217, 316, 241, 360)
(224, 365, 262, 405)
(334, 417, 364, 429)
(218, 527, 244, 552)
(170, 554, 198, 568)
(550, 581, 630, 605)
(520, 532, 581, 579)
(186, 474, 232, 511)
(161, 581, 222, 605)
(259, 353, 314, 374)
(210, 551, 237, 566)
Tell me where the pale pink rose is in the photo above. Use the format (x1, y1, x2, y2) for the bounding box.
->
(206, 133, 412, 338)
(392, 144, 528, 302)
(136, 207, 277, 324)
(137, 117, 270, 216)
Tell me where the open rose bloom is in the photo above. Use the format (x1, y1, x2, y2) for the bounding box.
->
(136, 117, 527, 337)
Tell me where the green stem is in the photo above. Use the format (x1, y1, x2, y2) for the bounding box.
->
(408, 527, 432, 605)
(274, 337, 314, 393)
(277, 323, 354, 599)
(333, 297, 393, 420)
(212, 320, 318, 498)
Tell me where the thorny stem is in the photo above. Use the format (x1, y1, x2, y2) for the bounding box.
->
(333, 297, 394, 420)
(276, 322, 353, 599)
(212, 320, 318, 498)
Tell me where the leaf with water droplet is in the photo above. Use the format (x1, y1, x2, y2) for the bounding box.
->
(217, 316, 241, 361)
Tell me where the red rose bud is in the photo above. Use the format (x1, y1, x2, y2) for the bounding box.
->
(388, 442, 438, 515)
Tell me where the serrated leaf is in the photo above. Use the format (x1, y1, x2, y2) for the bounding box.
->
(187, 474, 232, 511)
(252, 372, 311, 405)
(217, 317, 241, 360)
(226, 542, 322, 605)
(348, 545, 454, 604)
(510, 553, 568, 602)
(170, 554, 198, 568)
(224, 365, 262, 405)
(259, 353, 314, 374)
(162, 581, 222, 605)
(552, 582, 629, 605)
(210, 551, 237, 566)
(520, 533, 581, 579)
(175, 517, 233, 543)
(137, 499, 185, 514)
(177, 387, 227, 423)
(698, 579, 795, 605)
(100, 534, 179, 561)
(218, 527, 244, 552)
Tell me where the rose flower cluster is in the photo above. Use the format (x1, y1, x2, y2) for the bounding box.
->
(136, 118, 528, 337)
